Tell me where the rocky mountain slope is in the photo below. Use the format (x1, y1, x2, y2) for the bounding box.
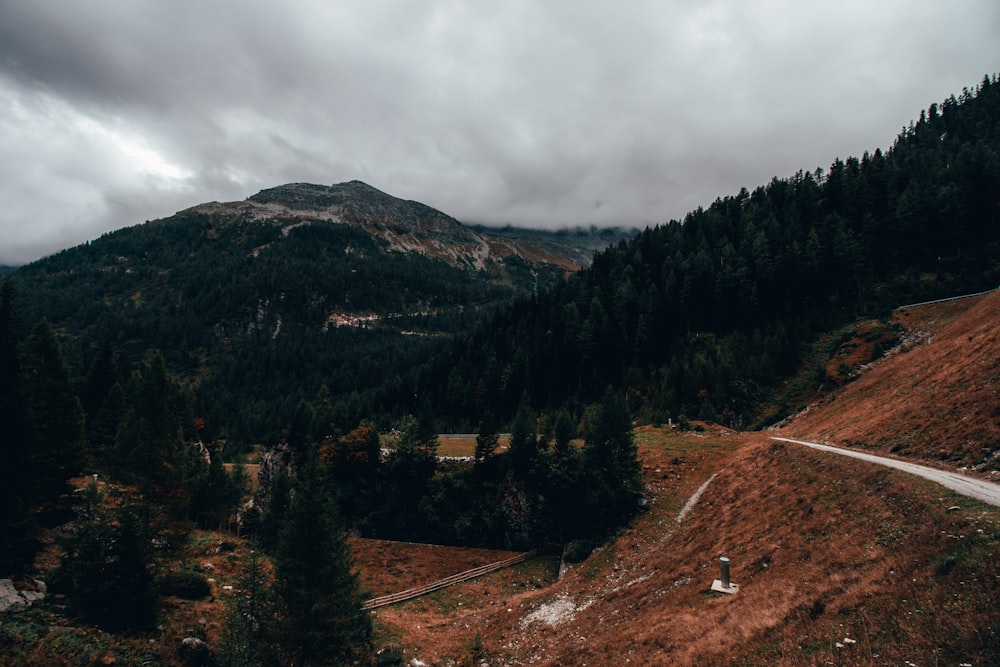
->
(182, 180, 632, 272)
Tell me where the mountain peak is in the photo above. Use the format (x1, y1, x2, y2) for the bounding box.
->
(248, 180, 395, 210)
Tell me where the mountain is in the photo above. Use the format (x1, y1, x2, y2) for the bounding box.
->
(4, 274, 998, 666)
(209, 180, 633, 272)
(6, 181, 633, 444)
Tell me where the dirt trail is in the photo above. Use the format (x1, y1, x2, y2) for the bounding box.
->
(773, 436, 1000, 507)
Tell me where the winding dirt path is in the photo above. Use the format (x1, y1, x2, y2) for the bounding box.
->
(773, 437, 1000, 507)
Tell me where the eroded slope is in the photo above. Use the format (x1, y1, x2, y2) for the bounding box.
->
(381, 431, 1000, 666)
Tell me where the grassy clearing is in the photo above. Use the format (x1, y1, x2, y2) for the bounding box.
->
(379, 434, 512, 457)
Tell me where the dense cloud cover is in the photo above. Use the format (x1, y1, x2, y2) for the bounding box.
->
(1, 1, 997, 264)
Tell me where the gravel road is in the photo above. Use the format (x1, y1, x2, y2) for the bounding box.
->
(772, 437, 1000, 508)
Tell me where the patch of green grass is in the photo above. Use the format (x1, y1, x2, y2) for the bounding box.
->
(511, 554, 560, 586)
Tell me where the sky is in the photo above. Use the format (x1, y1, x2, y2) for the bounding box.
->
(1, 1, 998, 265)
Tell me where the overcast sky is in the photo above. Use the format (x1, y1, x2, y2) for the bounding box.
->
(1, 1, 997, 265)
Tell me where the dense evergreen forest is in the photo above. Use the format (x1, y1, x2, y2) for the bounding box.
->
(405, 74, 1000, 430)
(1, 271, 640, 664)
(1, 281, 373, 661)
(6, 194, 602, 446)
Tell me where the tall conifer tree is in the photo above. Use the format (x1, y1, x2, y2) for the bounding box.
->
(273, 460, 371, 666)
(0, 279, 34, 569)
(21, 320, 86, 501)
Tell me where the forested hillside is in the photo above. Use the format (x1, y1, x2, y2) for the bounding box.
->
(410, 74, 1000, 430)
(7, 182, 630, 445)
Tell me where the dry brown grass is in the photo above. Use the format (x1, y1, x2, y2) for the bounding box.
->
(783, 291, 1000, 469)
(351, 538, 522, 598)
(375, 431, 1000, 666)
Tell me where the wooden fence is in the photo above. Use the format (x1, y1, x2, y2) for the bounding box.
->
(363, 551, 536, 610)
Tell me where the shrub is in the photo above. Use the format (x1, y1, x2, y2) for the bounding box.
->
(564, 539, 597, 563)
(158, 569, 211, 599)
(62, 506, 157, 632)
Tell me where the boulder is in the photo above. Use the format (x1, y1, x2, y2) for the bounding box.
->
(179, 636, 211, 666)
(0, 579, 30, 613)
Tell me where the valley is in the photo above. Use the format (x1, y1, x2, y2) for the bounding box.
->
(2, 259, 998, 667)
(359, 292, 1000, 665)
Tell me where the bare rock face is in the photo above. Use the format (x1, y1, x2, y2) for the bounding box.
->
(242, 180, 629, 271)
(247, 181, 491, 268)
(0, 579, 46, 613)
(254, 441, 298, 513)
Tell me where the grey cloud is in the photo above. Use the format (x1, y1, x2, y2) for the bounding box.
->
(1, 0, 999, 264)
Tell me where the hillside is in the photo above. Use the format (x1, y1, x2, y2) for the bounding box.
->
(367, 287, 1000, 665)
(3, 77, 999, 666)
(780, 289, 1000, 469)
(4, 290, 996, 665)
(6, 181, 632, 443)
(412, 75, 1000, 429)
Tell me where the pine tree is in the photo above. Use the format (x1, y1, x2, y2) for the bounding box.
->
(379, 414, 437, 539)
(21, 320, 86, 502)
(474, 412, 500, 463)
(273, 460, 371, 666)
(506, 395, 539, 481)
(216, 548, 277, 667)
(190, 441, 232, 529)
(114, 351, 192, 520)
(257, 463, 290, 551)
(582, 387, 642, 533)
(0, 278, 34, 570)
(62, 497, 157, 632)
(0, 279, 28, 467)
(81, 340, 116, 439)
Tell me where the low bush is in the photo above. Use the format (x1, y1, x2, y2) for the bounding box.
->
(158, 570, 211, 600)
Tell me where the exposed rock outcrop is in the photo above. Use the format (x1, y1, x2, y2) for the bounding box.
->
(0, 579, 46, 613)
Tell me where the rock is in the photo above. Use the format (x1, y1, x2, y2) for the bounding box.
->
(0, 578, 44, 613)
(179, 636, 211, 666)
